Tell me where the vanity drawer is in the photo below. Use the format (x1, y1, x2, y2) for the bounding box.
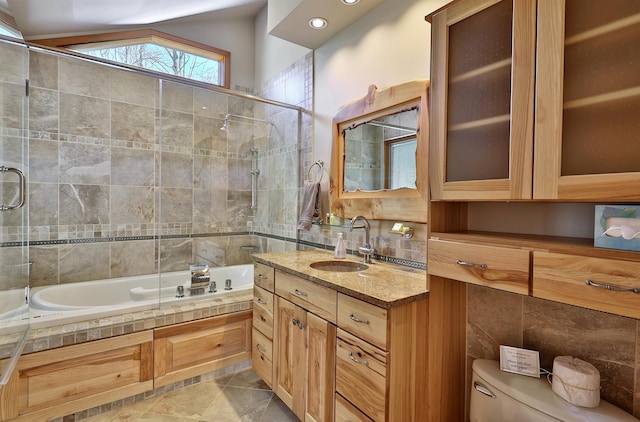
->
(335, 393, 374, 422)
(428, 239, 531, 295)
(533, 251, 640, 319)
(254, 262, 275, 292)
(253, 286, 274, 339)
(275, 270, 337, 323)
(252, 328, 273, 388)
(336, 329, 387, 422)
(337, 293, 388, 350)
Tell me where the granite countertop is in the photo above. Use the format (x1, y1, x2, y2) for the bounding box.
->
(252, 250, 428, 308)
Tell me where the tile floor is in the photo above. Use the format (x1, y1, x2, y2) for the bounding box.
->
(84, 369, 299, 422)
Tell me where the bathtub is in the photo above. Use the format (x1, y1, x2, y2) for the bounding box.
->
(29, 264, 253, 327)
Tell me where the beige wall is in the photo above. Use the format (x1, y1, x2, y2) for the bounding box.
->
(254, 6, 311, 90)
(313, 0, 449, 196)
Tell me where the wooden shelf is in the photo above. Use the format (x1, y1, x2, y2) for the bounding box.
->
(447, 114, 510, 132)
(430, 230, 640, 262)
(565, 12, 640, 46)
(449, 58, 511, 84)
(563, 85, 640, 110)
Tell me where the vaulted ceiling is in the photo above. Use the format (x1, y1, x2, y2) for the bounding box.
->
(0, 0, 385, 48)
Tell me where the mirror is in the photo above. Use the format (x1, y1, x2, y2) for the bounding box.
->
(343, 107, 418, 191)
(330, 80, 430, 223)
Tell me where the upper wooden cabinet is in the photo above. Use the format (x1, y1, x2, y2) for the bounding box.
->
(428, 0, 640, 201)
(428, 0, 535, 200)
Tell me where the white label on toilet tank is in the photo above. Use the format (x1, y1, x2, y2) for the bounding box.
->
(499, 345, 540, 378)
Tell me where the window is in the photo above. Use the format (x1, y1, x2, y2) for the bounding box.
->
(34, 30, 230, 88)
(0, 12, 21, 39)
(385, 135, 417, 189)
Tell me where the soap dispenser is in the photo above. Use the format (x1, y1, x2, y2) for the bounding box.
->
(334, 233, 346, 259)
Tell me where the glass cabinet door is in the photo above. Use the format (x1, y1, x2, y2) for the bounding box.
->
(534, 0, 640, 199)
(429, 0, 536, 200)
(0, 39, 30, 386)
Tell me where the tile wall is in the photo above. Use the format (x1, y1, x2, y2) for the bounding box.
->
(18, 46, 300, 287)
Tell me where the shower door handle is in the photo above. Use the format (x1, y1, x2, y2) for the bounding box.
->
(0, 166, 25, 211)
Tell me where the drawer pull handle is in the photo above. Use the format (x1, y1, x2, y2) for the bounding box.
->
(256, 343, 267, 353)
(348, 352, 368, 366)
(349, 313, 370, 324)
(456, 259, 487, 269)
(257, 274, 268, 279)
(294, 289, 308, 297)
(256, 298, 267, 305)
(585, 279, 640, 294)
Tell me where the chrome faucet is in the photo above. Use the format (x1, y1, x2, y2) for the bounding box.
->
(349, 215, 375, 264)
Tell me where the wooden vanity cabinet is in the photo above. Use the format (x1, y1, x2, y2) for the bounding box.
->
(252, 263, 275, 388)
(429, 0, 640, 201)
(1, 331, 153, 422)
(273, 282, 337, 422)
(335, 293, 428, 422)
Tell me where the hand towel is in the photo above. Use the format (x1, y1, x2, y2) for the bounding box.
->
(297, 182, 321, 231)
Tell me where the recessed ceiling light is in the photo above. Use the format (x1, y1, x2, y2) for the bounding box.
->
(309, 17, 328, 29)
(341, 0, 360, 4)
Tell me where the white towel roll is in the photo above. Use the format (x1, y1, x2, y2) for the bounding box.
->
(551, 356, 600, 408)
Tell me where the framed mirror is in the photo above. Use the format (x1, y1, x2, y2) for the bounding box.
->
(330, 79, 430, 223)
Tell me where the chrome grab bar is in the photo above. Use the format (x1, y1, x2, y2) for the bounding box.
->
(0, 166, 25, 211)
(585, 279, 640, 294)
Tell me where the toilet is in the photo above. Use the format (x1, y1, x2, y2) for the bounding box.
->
(470, 359, 638, 421)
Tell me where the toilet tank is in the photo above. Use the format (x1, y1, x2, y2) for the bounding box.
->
(470, 359, 638, 422)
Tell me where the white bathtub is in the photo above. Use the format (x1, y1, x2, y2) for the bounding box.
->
(29, 264, 253, 327)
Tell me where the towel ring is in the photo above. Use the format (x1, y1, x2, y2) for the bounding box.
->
(307, 160, 324, 183)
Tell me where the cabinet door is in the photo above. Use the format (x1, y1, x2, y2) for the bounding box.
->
(274, 297, 307, 420)
(5, 332, 153, 421)
(430, 0, 536, 200)
(534, 0, 640, 200)
(154, 311, 252, 388)
(305, 313, 336, 422)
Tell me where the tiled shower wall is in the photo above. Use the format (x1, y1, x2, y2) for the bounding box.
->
(17, 45, 299, 287)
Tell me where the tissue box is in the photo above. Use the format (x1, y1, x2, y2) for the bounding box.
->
(594, 205, 640, 252)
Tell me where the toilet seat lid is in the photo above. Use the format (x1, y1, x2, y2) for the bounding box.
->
(472, 360, 638, 421)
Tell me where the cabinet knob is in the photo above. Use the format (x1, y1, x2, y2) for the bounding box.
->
(292, 318, 299, 325)
(298, 322, 306, 330)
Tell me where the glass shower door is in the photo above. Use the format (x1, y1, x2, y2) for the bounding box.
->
(0, 38, 30, 385)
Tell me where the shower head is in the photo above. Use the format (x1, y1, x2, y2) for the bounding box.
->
(220, 116, 229, 131)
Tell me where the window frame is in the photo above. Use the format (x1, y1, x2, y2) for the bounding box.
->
(31, 29, 231, 89)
